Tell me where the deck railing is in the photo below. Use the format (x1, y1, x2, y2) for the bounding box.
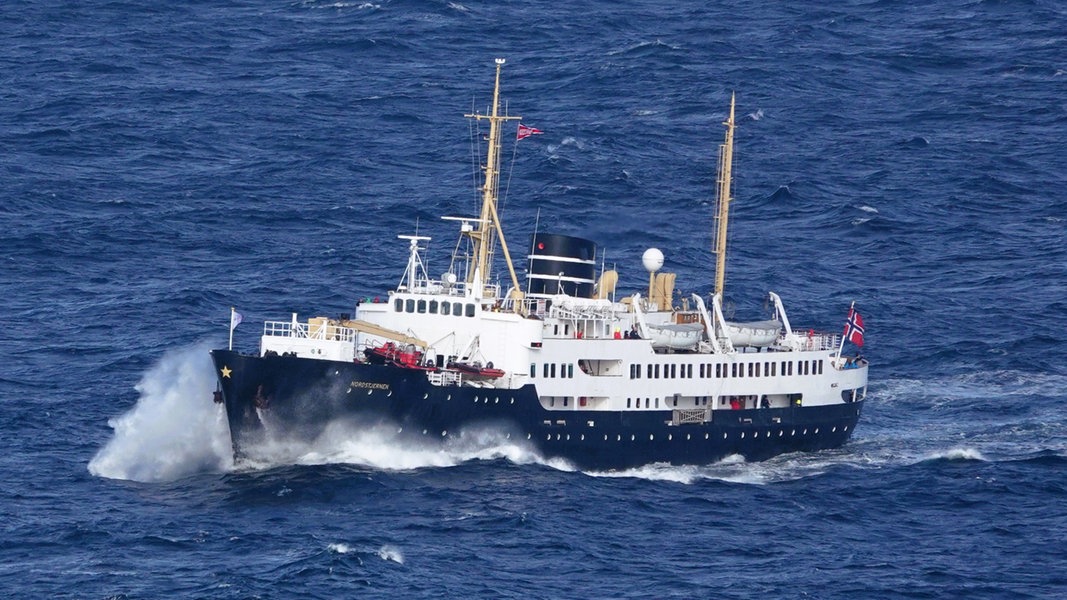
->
(263, 320, 357, 343)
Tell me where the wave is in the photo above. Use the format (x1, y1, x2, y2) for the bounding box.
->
(235, 421, 549, 473)
(88, 343, 233, 483)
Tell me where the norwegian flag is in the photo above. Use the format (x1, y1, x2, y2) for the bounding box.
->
(516, 123, 543, 140)
(843, 306, 865, 346)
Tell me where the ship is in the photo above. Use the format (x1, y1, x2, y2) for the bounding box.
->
(210, 59, 869, 471)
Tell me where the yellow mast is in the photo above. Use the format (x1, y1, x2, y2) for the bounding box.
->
(464, 58, 522, 301)
(713, 93, 736, 298)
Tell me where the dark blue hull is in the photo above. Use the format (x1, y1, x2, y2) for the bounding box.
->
(211, 350, 863, 471)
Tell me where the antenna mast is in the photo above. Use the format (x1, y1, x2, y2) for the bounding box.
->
(713, 93, 736, 298)
(464, 58, 522, 298)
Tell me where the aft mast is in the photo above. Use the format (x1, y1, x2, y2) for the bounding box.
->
(713, 93, 736, 298)
(464, 58, 523, 303)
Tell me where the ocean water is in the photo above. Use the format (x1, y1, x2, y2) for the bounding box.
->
(3, 0, 1066, 597)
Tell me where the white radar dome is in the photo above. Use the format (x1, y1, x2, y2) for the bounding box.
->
(642, 248, 664, 273)
(441, 272, 457, 287)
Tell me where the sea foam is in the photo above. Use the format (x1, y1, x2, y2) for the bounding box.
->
(88, 343, 233, 482)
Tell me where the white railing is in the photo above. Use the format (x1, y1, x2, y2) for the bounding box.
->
(263, 320, 357, 343)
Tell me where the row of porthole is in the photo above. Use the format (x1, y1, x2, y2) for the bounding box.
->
(406, 425, 849, 441)
(532, 425, 848, 443)
(357, 388, 523, 406)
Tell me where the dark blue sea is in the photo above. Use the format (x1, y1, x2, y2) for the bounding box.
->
(4, 0, 1066, 597)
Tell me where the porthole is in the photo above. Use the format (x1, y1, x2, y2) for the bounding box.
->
(741, 432, 746, 439)
(686, 434, 691, 441)
(649, 434, 654, 441)
(527, 433, 532, 440)
(668, 434, 672, 441)
(423, 393, 428, 399)
(557, 434, 562, 441)
(617, 435, 621, 441)
(803, 429, 808, 435)
(387, 391, 392, 397)
(580, 434, 585, 441)
(706, 433, 710, 440)
(474, 395, 479, 402)
(631, 435, 635, 441)
(397, 427, 403, 433)
(510, 398, 515, 404)
(814, 428, 820, 434)
(778, 430, 783, 437)
(566, 434, 570, 441)
(367, 390, 372, 396)
(441, 430, 447, 437)
(494, 397, 499, 404)
(422, 429, 428, 435)
(505, 433, 511, 439)
(832, 426, 837, 433)
(546, 434, 551, 441)
(446, 394, 451, 401)
(844, 425, 849, 432)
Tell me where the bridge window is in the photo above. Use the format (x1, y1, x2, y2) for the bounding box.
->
(417, 300, 426, 314)
(441, 302, 451, 316)
(429, 300, 438, 314)
(465, 303, 476, 317)
(394, 298, 403, 312)
(405, 299, 415, 313)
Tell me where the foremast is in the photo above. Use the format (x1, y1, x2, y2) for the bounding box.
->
(464, 58, 523, 307)
(713, 93, 736, 298)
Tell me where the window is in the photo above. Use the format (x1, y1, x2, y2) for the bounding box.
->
(417, 300, 426, 314)
(465, 303, 475, 317)
(543, 364, 549, 378)
(394, 298, 403, 312)
(700, 364, 706, 378)
(551, 363, 557, 378)
(748, 363, 754, 378)
(755, 363, 761, 377)
(567, 363, 574, 378)
(405, 299, 415, 313)
(647, 364, 653, 378)
(530, 364, 536, 378)
(441, 302, 451, 316)
(654, 364, 660, 378)
(627, 398, 632, 408)
(429, 300, 438, 314)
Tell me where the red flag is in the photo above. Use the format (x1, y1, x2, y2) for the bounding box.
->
(843, 307, 865, 346)
(517, 123, 543, 140)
